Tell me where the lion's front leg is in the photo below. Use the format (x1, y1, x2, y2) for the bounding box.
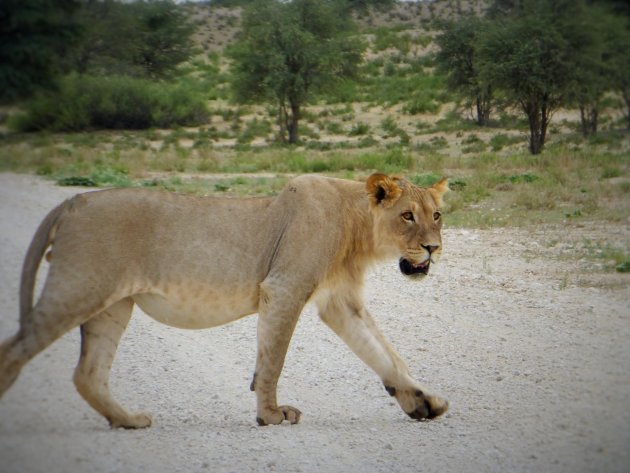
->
(250, 280, 306, 426)
(316, 293, 448, 421)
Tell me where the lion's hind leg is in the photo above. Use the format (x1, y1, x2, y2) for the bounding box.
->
(0, 289, 109, 399)
(73, 297, 151, 429)
(0, 334, 24, 397)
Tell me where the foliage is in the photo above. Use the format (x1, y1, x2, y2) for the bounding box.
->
(440, 0, 629, 148)
(362, 65, 447, 114)
(435, 16, 493, 125)
(0, 0, 81, 103)
(229, 0, 364, 143)
(477, 1, 581, 154)
(210, 0, 395, 10)
(69, 0, 195, 79)
(11, 74, 208, 131)
(559, 3, 618, 137)
(345, 0, 395, 11)
(600, 7, 630, 129)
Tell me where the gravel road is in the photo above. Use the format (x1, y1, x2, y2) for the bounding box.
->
(0, 173, 628, 473)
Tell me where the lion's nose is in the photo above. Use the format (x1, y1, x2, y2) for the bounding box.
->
(422, 244, 439, 254)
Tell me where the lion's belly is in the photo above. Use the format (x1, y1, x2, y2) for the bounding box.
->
(133, 285, 259, 329)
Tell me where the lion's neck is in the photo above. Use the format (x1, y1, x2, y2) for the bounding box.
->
(330, 191, 389, 279)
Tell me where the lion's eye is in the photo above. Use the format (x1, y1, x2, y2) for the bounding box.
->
(433, 211, 442, 221)
(402, 211, 415, 222)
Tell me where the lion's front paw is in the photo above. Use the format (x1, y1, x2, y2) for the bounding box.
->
(109, 411, 153, 429)
(407, 391, 448, 420)
(385, 385, 448, 421)
(256, 405, 302, 426)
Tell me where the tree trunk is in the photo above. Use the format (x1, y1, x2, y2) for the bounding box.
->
(523, 96, 553, 155)
(523, 99, 543, 155)
(579, 104, 598, 137)
(539, 97, 549, 151)
(525, 102, 541, 155)
(475, 88, 491, 126)
(277, 102, 288, 144)
(288, 101, 300, 145)
(528, 118, 543, 154)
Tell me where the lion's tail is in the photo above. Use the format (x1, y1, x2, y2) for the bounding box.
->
(19, 200, 68, 325)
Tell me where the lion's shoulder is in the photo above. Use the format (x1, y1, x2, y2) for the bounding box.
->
(281, 175, 364, 200)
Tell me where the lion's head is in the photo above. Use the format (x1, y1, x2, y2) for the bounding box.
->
(366, 173, 449, 279)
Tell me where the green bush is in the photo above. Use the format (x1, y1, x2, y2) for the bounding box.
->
(357, 148, 413, 172)
(489, 133, 523, 151)
(57, 166, 133, 188)
(403, 96, 440, 115)
(410, 172, 442, 187)
(348, 122, 370, 136)
(11, 74, 208, 132)
(237, 118, 272, 144)
(364, 71, 446, 109)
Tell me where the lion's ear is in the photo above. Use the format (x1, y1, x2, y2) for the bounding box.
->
(428, 178, 449, 208)
(366, 173, 402, 209)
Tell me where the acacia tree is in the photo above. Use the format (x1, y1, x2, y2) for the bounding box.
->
(70, 0, 195, 79)
(557, 3, 608, 137)
(435, 16, 493, 126)
(229, 0, 363, 144)
(477, 3, 577, 154)
(604, 12, 630, 130)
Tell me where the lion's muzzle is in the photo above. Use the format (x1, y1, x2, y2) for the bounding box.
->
(399, 257, 430, 277)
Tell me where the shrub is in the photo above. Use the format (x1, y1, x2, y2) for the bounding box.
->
(11, 74, 208, 132)
(57, 166, 132, 188)
(357, 148, 413, 172)
(237, 118, 272, 144)
(462, 134, 487, 153)
(489, 133, 523, 151)
(410, 172, 442, 187)
(348, 122, 370, 136)
(380, 116, 399, 135)
(509, 173, 540, 184)
(403, 96, 440, 115)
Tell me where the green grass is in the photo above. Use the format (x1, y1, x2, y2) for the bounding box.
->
(2, 128, 627, 234)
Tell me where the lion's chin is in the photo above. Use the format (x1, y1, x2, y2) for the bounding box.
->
(399, 257, 430, 278)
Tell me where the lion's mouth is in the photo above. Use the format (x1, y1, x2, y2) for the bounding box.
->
(399, 257, 431, 277)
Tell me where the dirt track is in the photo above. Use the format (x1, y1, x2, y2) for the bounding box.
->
(0, 173, 628, 473)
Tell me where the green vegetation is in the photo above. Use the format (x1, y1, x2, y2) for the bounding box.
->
(1, 128, 627, 232)
(69, 0, 195, 79)
(437, 0, 630, 153)
(228, 0, 363, 144)
(435, 16, 492, 126)
(0, 0, 81, 102)
(10, 74, 208, 131)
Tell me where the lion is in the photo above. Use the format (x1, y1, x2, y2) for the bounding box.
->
(0, 173, 449, 428)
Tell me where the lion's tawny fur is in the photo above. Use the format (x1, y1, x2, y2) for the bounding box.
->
(0, 173, 449, 427)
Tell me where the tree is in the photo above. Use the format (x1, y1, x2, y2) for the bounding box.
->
(486, 0, 526, 18)
(0, 0, 81, 103)
(435, 16, 493, 126)
(345, 0, 395, 11)
(477, 1, 583, 154)
(602, 10, 630, 130)
(69, 0, 195, 79)
(70, 0, 138, 76)
(229, 0, 363, 144)
(546, 2, 605, 137)
(129, 1, 196, 79)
